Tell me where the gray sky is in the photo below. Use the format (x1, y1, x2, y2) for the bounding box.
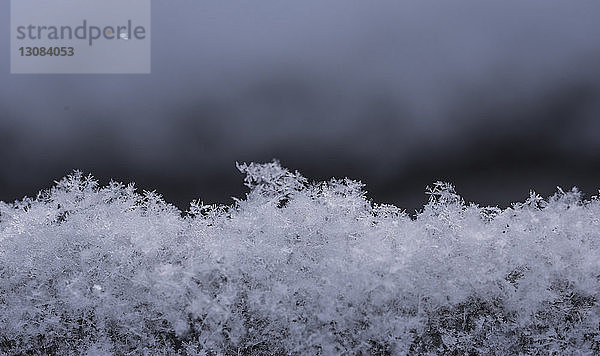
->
(1, 0, 600, 210)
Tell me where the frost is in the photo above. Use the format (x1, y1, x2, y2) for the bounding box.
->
(1, 161, 600, 354)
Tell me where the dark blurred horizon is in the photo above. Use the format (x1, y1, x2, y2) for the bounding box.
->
(2, 0, 600, 212)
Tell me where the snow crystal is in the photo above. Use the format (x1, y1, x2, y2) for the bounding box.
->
(0, 162, 599, 354)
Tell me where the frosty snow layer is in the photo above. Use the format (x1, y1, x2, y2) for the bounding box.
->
(1, 161, 599, 354)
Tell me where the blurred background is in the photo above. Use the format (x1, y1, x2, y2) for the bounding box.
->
(1, 0, 600, 213)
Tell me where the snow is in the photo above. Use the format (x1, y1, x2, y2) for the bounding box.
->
(1, 161, 599, 354)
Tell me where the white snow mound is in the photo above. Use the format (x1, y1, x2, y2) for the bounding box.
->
(1, 161, 599, 354)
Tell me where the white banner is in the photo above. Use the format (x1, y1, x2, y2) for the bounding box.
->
(11, 0, 151, 74)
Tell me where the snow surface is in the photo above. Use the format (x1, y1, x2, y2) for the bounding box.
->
(1, 161, 599, 354)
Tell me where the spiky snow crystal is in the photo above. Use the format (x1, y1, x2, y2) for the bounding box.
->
(1, 161, 599, 354)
